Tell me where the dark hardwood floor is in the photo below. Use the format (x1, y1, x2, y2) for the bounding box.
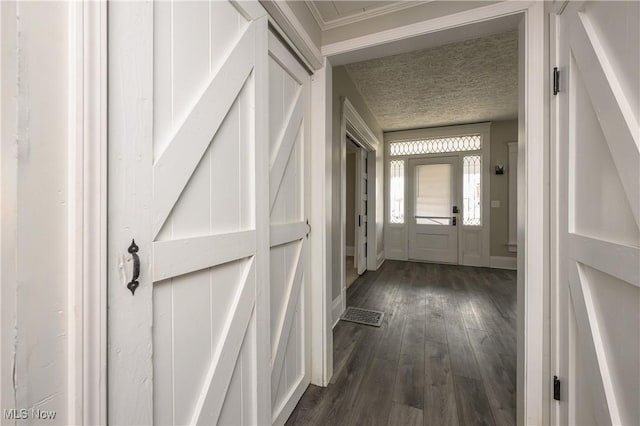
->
(286, 260, 517, 426)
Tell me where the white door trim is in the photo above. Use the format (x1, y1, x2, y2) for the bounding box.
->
(67, 2, 107, 424)
(312, 2, 548, 424)
(338, 97, 381, 320)
(309, 60, 333, 386)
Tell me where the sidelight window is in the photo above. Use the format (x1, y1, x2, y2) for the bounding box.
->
(462, 155, 482, 226)
(389, 160, 405, 223)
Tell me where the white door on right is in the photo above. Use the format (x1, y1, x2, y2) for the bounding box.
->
(554, 2, 639, 426)
(408, 156, 458, 263)
(356, 147, 368, 275)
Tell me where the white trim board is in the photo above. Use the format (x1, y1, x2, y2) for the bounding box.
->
(309, 59, 333, 387)
(67, 2, 108, 424)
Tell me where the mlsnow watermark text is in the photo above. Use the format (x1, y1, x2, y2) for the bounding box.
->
(4, 408, 57, 420)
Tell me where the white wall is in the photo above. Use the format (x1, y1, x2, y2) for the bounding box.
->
(1, 3, 72, 424)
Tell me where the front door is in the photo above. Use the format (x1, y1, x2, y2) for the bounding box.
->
(408, 157, 459, 263)
(554, 2, 639, 425)
(108, 2, 272, 424)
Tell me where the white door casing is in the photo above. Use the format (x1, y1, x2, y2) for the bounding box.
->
(268, 31, 312, 426)
(553, 2, 639, 426)
(408, 156, 459, 263)
(356, 147, 368, 275)
(108, 2, 271, 425)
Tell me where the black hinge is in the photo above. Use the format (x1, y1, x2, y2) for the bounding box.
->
(553, 67, 560, 95)
(553, 375, 561, 401)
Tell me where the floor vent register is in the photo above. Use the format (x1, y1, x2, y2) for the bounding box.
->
(340, 307, 385, 327)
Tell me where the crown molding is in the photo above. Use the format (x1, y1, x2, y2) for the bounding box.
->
(322, 1, 532, 58)
(306, 1, 430, 31)
(260, 0, 323, 70)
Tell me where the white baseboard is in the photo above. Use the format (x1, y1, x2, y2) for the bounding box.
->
(345, 246, 354, 256)
(461, 254, 483, 267)
(489, 256, 517, 270)
(332, 295, 344, 328)
(376, 251, 385, 269)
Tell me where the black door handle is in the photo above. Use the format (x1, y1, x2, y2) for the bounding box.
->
(452, 217, 457, 226)
(127, 239, 140, 295)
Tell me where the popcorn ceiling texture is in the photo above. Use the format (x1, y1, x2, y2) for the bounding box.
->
(345, 30, 518, 131)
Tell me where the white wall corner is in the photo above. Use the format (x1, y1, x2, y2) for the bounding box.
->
(376, 251, 385, 270)
(489, 256, 517, 270)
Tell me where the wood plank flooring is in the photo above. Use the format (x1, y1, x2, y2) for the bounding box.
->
(286, 261, 517, 426)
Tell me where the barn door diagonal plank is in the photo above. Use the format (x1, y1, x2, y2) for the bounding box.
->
(269, 89, 304, 211)
(270, 222, 306, 248)
(270, 242, 304, 391)
(153, 230, 256, 281)
(190, 258, 256, 425)
(570, 11, 640, 227)
(568, 233, 640, 288)
(568, 264, 621, 426)
(153, 24, 255, 237)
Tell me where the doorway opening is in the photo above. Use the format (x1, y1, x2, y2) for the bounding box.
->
(344, 137, 363, 289)
(303, 3, 546, 423)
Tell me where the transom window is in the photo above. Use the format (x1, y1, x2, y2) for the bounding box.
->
(389, 135, 481, 156)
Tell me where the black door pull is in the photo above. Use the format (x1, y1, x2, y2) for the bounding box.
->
(127, 239, 140, 295)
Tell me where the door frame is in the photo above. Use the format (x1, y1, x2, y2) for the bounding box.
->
(309, 2, 549, 424)
(338, 97, 381, 321)
(66, 1, 108, 424)
(384, 121, 491, 266)
(79, 1, 549, 423)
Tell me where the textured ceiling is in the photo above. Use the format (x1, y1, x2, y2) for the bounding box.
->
(344, 30, 519, 131)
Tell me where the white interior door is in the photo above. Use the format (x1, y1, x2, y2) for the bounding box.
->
(267, 32, 311, 425)
(356, 147, 368, 275)
(554, 2, 639, 425)
(108, 2, 271, 425)
(408, 157, 459, 263)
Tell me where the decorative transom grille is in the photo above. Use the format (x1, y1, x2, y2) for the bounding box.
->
(389, 135, 481, 156)
(463, 155, 482, 226)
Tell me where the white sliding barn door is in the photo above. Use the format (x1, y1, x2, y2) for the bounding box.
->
(554, 2, 639, 426)
(267, 32, 311, 426)
(108, 2, 271, 425)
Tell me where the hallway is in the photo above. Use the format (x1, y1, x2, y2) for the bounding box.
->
(286, 261, 517, 426)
